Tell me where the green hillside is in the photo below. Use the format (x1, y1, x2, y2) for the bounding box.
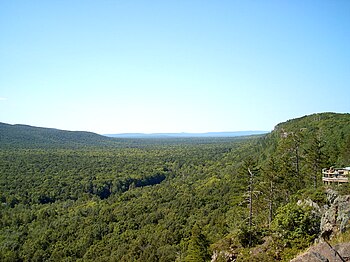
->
(0, 112, 349, 261)
(214, 112, 350, 260)
(267, 112, 350, 165)
(0, 122, 115, 148)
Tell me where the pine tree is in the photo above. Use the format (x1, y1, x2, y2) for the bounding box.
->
(276, 130, 305, 198)
(304, 132, 327, 188)
(260, 156, 283, 227)
(184, 225, 210, 262)
(240, 157, 259, 247)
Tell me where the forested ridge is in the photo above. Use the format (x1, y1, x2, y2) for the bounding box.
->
(0, 122, 116, 148)
(1, 112, 350, 261)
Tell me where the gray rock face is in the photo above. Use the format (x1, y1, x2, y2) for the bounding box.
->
(326, 189, 339, 205)
(291, 242, 350, 262)
(291, 190, 350, 261)
(320, 190, 350, 240)
(334, 243, 350, 260)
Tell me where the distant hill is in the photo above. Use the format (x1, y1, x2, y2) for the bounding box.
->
(0, 122, 268, 148)
(0, 122, 115, 148)
(105, 131, 268, 138)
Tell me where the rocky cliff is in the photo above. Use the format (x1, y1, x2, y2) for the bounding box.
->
(320, 190, 350, 240)
(291, 242, 350, 262)
(292, 189, 350, 262)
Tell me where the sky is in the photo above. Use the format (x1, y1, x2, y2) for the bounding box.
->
(1, 0, 350, 134)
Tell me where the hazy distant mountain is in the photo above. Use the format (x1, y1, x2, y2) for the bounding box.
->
(0, 122, 114, 148)
(105, 131, 268, 138)
(0, 121, 269, 148)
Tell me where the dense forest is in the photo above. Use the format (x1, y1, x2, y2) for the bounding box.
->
(1, 112, 350, 261)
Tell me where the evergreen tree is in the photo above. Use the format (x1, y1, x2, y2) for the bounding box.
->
(276, 130, 305, 199)
(304, 132, 327, 188)
(239, 157, 259, 247)
(185, 225, 210, 262)
(260, 156, 283, 227)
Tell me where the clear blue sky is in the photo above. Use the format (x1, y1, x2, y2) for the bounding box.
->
(1, 1, 349, 134)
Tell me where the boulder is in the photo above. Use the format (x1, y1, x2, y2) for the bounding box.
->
(320, 192, 350, 240)
(334, 243, 350, 260)
(291, 242, 350, 262)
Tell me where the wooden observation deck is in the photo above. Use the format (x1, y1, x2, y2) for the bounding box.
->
(322, 167, 349, 185)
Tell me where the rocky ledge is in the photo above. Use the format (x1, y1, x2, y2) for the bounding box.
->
(292, 189, 350, 262)
(320, 190, 350, 240)
(291, 242, 350, 262)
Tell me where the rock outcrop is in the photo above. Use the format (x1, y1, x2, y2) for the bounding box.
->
(211, 190, 350, 262)
(211, 250, 236, 262)
(292, 189, 350, 261)
(320, 189, 350, 240)
(291, 242, 350, 262)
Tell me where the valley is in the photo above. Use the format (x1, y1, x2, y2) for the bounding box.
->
(1, 112, 350, 261)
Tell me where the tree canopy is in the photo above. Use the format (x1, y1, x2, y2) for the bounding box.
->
(1, 112, 350, 261)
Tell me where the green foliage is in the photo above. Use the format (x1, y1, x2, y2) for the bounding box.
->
(1, 112, 350, 261)
(271, 202, 320, 248)
(292, 187, 327, 206)
(0, 122, 117, 148)
(0, 135, 256, 261)
(184, 225, 210, 262)
(273, 112, 350, 166)
(236, 225, 265, 248)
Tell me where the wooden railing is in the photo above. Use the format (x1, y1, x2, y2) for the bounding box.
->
(322, 168, 349, 184)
